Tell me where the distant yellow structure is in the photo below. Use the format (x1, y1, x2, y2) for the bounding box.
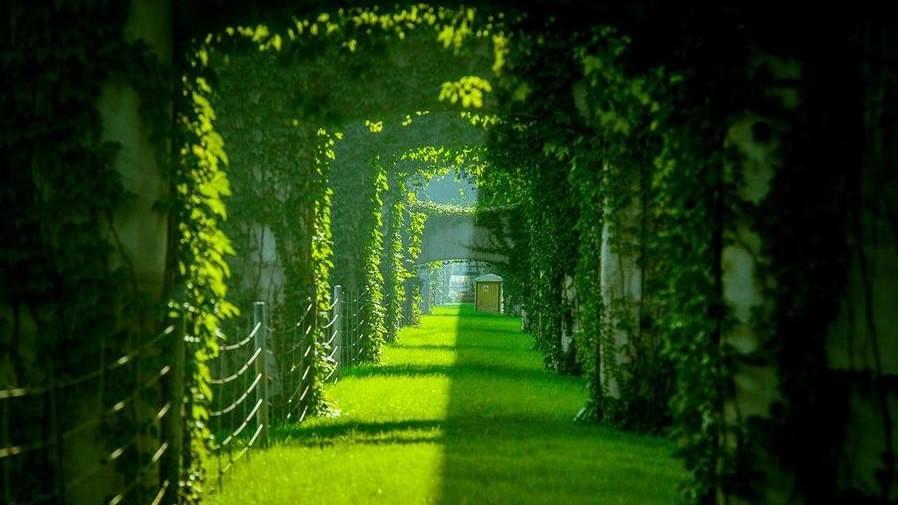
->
(474, 274, 503, 313)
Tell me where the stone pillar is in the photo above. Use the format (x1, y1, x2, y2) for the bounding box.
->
(561, 274, 577, 354)
(68, 2, 174, 505)
(99, 0, 172, 303)
(421, 270, 431, 315)
(720, 54, 800, 504)
(599, 168, 642, 400)
(721, 112, 784, 504)
(724, 41, 898, 502)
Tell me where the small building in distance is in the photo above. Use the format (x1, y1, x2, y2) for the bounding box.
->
(474, 274, 503, 313)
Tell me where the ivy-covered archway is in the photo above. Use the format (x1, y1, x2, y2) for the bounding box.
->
(176, 6, 520, 499)
(5, 2, 896, 504)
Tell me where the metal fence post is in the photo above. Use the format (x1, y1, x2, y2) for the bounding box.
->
(2, 400, 9, 505)
(348, 293, 356, 367)
(343, 292, 351, 367)
(160, 314, 185, 503)
(332, 286, 343, 378)
(253, 301, 269, 447)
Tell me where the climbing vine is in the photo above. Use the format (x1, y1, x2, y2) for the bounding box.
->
(359, 165, 390, 361)
(176, 45, 239, 504)
(403, 205, 428, 326)
(332, 151, 389, 362)
(571, 30, 675, 431)
(476, 23, 583, 373)
(474, 17, 739, 502)
(382, 176, 408, 342)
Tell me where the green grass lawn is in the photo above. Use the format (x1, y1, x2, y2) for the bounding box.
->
(208, 304, 684, 504)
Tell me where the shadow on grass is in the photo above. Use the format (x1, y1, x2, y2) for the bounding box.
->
(390, 341, 528, 352)
(343, 362, 551, 382)
(435, 304, 681, 505)
(271, 419, 444, 448)
(423, 310, 508, 319)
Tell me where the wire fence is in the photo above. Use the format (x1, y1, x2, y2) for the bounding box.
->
(341, 286, 375, 367)
(0, 284, 376, 503)
(1, 323, 180, 505)
(207, 284, 374, 492)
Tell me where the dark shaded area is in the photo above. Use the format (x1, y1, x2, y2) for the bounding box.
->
(390, 342, 520, 352)
(437, 305, 679, 504)
(344, 362, 551, 383)
(273, 419, 444, 447)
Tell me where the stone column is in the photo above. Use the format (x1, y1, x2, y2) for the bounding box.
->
(70, 2, 174, 504)
(720, 54, 801, 504)
(599, 166, 642, 400)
